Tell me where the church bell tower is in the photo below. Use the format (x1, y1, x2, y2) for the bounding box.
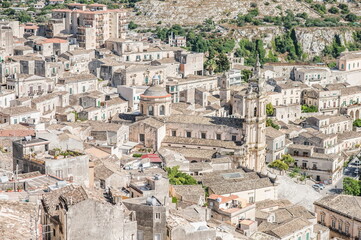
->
(243, 56, 267, 173)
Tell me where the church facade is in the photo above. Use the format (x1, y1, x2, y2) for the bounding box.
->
(129, 59, 267, 173)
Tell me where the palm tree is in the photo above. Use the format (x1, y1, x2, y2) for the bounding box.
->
(204, 58, 217, 75)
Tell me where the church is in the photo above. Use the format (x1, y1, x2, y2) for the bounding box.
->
(129, 59, 267, 173)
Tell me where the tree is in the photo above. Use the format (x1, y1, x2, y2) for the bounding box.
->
(301, 105, 318, 113)
(343, 177, 361, 196)
(345, 13, 358, 22)
(266, 103, 275, 116)
(17, 11, 32, 23)
(204, 58, 217, 75)
(166, 166, 197, 185)
(353, 119, 361, 127)
(266, 118, 280, 130)
(328, 6, 339, 14)
(281, 154, 295, 166)
(241, 69, 252, 83)
(128, 21, 138, 30)
(215, 53, 230, 73)
(269, 160, 289, 171)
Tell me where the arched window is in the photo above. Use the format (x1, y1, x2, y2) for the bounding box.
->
(159, 105, 165, 115)
(148, 106, 154, 116)
(254, 107, 257, 117)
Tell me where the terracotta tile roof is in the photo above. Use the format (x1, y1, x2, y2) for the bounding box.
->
(36, 38, 67, 44)
(208, 194, 238, 204)
(0, 129, 35, 137)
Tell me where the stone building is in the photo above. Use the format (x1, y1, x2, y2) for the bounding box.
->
(140, 79, 172, 117)
(175, 50, 204, 77)
(12, 137, 90, 186)
(314, 195, 361, 239)
(41, 185, 137, 240)
(123, 196, 167, 240)
(128, 58, 267, 173)
(293, 66, 333, 86)
(337, 50, 361, 71)
(265, 127, 287, 163)
(199, 169, 277, 204)
(287, 144, 343, 183)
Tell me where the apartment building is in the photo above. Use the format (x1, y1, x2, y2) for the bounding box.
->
(51, 3, 128, 49)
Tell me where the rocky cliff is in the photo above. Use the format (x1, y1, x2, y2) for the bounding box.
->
(133, 0, 320, 26)
(294, 27, 357, 58)
(233, 26, 360, 58)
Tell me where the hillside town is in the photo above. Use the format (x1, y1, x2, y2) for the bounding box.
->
(0, 1, 361, 240)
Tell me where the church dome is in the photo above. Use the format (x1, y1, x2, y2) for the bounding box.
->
(141, 85, 171, 99)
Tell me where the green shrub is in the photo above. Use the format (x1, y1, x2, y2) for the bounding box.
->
(132, 153, 143, 158)
(301, 105, 318, 113)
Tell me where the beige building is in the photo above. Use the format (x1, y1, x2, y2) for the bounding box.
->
(58, 74, 98, 95)
(266, 127, 286, 163)
(287, 144, 343, 183)
(51, 3, 128, 49)
(314, 195, 361, 239)
(304, 115, 352, 135)
(6, 74, 55, 98)
(129, 59, 267, 173)
(166, 75, 218, 103)
(337, 50, 361, 71)
(293, 66, 333, 86)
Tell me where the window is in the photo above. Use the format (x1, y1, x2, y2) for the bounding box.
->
(201, 132, 206, 139)
(13, 119, 17, 124)
(159, 105, 165, 115)
(232, 135, 237, 141)
(82, 86, 85, 93)
(254, 107, 257, 117)
(320, 213, 325, 224)
(148, 106, 154, 116)
(155, 213, 161, 219)
(186, 131, 191, 138)
(249, 196, 254, 203)
(331, 218, 336, 228)
(338, 220, 343, 231)
(345, 223, 349, 234)
(139, 134, 145, 142)
(216, 134, 221, 140)
(171, 130, 176, 137)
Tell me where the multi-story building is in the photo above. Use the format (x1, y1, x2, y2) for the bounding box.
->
(337, 50, 361, 71)
(293, 66, 333, 86)
(287, 144, 343, 183)
(166, 75, 218, 103)
(12, 137, 89, 186)
(265, 127, 287, 163)
(303, 115, 352, 135)
(314, 195, 361, 239)
(51, 3, 128, 49)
